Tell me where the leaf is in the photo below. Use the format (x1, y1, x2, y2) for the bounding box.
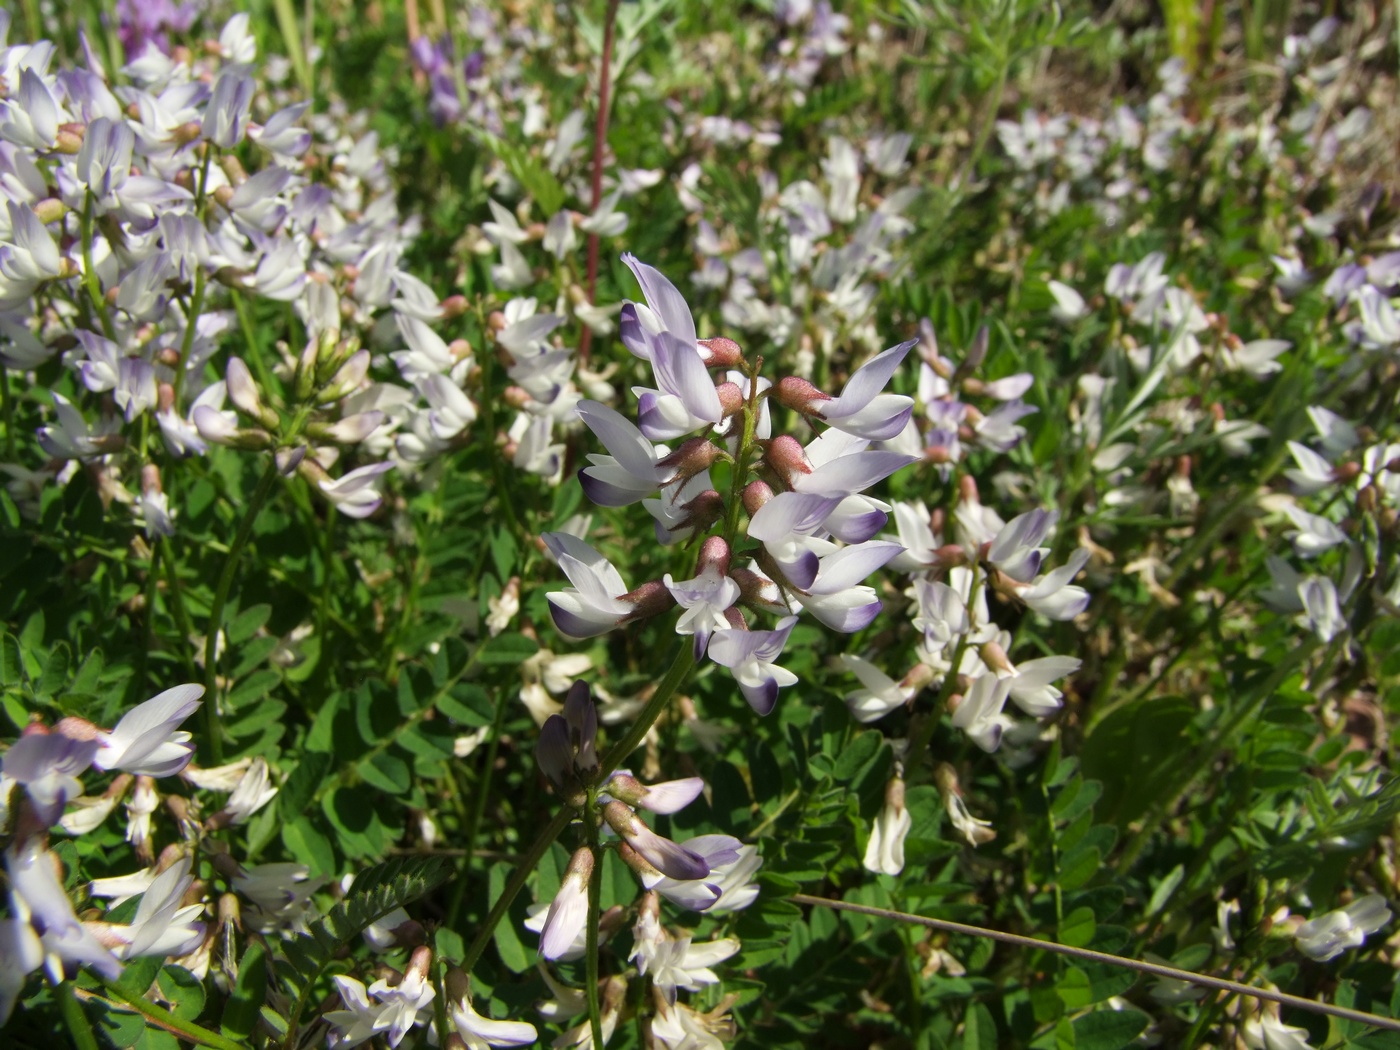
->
(1057, 967, 1094, 1010)
(438, 683, 493, 726)
(1082, 696, 1195, 826)
(36, 641, 70, 698)
(1060, 906, 1097, 948)
(115, 954, 165, 997)
(277, 855, 452, 1025)
(832, 730, 883, 781)
(1070, 1008, 1150, 1050)
(226, 604, 272, 645)
(222, 942, 267, 1041)
(1147, 864, 1185, 916)
(155, 966, 204, 1022)
(0, 632, 22, 687)
(490, 528, 517, 581)
(962, 1001, 997, 1050)
(279, 752, 332, 820)
(479, 633, 539, 665)
(282, 817, 337, 877)
(489, 862, 531, 974)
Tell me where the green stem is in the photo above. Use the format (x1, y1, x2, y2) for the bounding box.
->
(457, 641, 697, 973)
(80, 192, 117, 341)
(905, 568, 978, 765)
(446, 682, 511, 929)
(584, 838, 605, 1050)
(599, 642, 696, 778)
(202, 458, 281, 763)
(458, 805, 574, 974)
(161, 539, 200, 679)
(98, 978, 245, 1050)
(58, 982, 100, 1050)
(172, 269, 207, 405)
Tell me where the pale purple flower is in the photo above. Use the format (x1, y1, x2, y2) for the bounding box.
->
(1295, 895, 1391, 961)
(708, 615, 799, 715)
(201, 69, 253, 148)
(950, 673, 1014, 752)
(1020, 549, 1091, 620)
(542, 532, 640, 639)
(810, 340, 916, 441)
(2, 730, 99, 825)
(93, 683, 201, 776)
(602, 800, 709, 880)
(320, 461, 394, 518)
(7, 840, 122, 983)
(576, 400, 676, 506)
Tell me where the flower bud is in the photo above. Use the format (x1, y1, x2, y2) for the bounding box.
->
(618, 579, 678, 622)
(657, 436, 726, 485)
(762, 434, 811, 484)
(601, 801, 709, 880)
(698, 337, 743, 368)
(715, 381, 746, 417)
(225, 358, 263, 418)
(742, 480, 774, 517)
(773, 375, 830, 415)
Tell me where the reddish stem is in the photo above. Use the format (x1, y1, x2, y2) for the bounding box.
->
(578, 0, 622, 365)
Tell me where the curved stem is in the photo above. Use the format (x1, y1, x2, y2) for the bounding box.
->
(457, 640, 696, 974)
(599, 642, 695, 778)
(79, 192, 117, 342)
(583, 838, 605, 1050)
(794, 895, 1400, 1034)
(446, 683, 511, 929)
(202, 458, 281, 763)
(458, 805, 574, 974)
(576, 0, 623, 366)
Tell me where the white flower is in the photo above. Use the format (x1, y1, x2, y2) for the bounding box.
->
(1242, 1014, 1316, 1050)
(1047, 280, 1087, 322)
(863, 778, 912, 875)
(94, 684, 202, 776)
(450, 995, 538, 1049)
(1295, 895, 1391, 961)
(218, 756, 279, 824)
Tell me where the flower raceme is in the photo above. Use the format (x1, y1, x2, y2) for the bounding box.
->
(546, 255, 920, 713)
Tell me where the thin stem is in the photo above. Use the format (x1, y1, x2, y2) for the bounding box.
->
(458, 805, 574, 974)
(57, 981, 100, 1050)
(584, 838, 605, 1050)
(456, 640, 696, 973)
(599, 642, 696, 778)
(1, 363, 16, 461)
(80, 192, 117, 341)
(161, 539, 200, 679)
(98, 978, 246, 1050)
(906, 568, 977, 764)
(576, 0, 623, 366)
(202, 458, 281, 763)
(789, 895, 1400, 1034)
(446, 683, 511, 929)
(172, 269, 207, 405)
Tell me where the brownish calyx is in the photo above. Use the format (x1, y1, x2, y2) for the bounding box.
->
(774, 375, 830, 414)
(699, 337, 744, 368)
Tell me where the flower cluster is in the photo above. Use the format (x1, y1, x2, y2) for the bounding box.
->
(525, 683, 758, 1043)
(0, 684, 204, 1017)
(545, 254, 921, 711)
(0, 14, 474, 530)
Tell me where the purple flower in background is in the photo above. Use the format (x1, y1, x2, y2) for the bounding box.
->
(115, 0, 202, 58)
